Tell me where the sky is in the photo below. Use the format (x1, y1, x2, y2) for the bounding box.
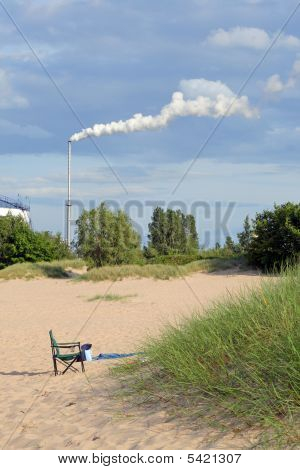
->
(0, 0, 299, 246)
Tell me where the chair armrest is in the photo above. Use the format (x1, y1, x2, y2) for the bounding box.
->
(55, 343, 81, 352)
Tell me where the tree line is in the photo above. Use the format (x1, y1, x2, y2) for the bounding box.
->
(0, 202, 299, 271)
(76, 204, 199, 266)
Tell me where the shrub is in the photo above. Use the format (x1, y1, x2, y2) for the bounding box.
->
(247, 203, 300, 270)
(0, 214, 71, 269)
(146, 253, 201, 265)
(143, 246, 242, 266)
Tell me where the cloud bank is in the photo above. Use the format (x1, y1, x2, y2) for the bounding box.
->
(70, 79, 259, 142)
(0, 119, 52, 139)
(206, 27, 300, 49)
(0, 68, 28, 109)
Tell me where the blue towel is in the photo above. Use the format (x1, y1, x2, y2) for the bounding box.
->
(93, 352, 140, 361)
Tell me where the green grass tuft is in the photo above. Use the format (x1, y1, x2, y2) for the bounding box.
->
(87, 293, 137, 302)
(115, 265, 300, 448)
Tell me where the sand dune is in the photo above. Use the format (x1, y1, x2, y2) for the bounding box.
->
(0, 270, 263, 449)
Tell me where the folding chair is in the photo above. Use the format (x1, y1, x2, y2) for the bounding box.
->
(49, 330, 85, 376)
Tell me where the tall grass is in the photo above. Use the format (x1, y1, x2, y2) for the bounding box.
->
(79, 257, 245, 281)
(0, 259, 86, 280)
(116, 265, 300, 448)
(146, 248, 238, 265)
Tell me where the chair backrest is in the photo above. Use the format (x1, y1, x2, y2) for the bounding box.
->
(49, 330, 60, 355)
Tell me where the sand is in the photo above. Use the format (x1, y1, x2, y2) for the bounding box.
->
(0, 270, 264, 450)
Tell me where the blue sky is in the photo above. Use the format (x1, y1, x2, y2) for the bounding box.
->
(0, 0, 299, 245)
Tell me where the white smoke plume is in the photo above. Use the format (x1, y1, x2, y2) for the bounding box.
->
(70, 79, 259, 142)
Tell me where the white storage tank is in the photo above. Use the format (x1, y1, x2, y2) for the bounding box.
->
(0, 195, 30, 224)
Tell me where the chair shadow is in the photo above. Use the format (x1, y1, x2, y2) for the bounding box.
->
(0, 370, 50, 376)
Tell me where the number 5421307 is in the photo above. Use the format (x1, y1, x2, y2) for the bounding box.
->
(187, 453, 242, 464)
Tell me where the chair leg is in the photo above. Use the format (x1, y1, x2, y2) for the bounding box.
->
(53, 357, 58, 376)
(80, 357, 85, 373)
(53, 355, 84, 376)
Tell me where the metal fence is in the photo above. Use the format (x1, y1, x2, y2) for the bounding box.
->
(0, 194, 30, 212)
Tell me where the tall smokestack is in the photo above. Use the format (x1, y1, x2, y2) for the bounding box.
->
(66, 140, 72, 247)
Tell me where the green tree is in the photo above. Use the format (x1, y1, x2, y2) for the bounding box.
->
(247, 202, 300, 270)
(185, 214, 199, 252)
(166, 209, 177, 251)
(224, 235, 238, 254)
(148, 207, 168, 255)
(76, 203, 141, 267)
(148, 207, 198, 255)
(237, 215, 252, 252)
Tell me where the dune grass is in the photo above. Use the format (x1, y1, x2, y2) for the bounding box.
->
(0, 256, 245, 281)
(79, 257, 245, 282)
(114, 265, 300, 448)
(87, 293, 137, 302)
(0, 259, 86, 280)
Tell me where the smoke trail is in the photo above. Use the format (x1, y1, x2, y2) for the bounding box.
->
(70, 79, 259, 142)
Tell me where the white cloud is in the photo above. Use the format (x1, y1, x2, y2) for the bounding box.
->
(0, 68, 29, 109)
(264, 59, 300, 94)
(264, 74, 285, 93)
(0, 119, 52, 138)
(206, 27, 300, 49)
(291, 59, 300, 75)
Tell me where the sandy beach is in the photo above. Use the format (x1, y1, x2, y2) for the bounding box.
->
(0, 270, 264, 450)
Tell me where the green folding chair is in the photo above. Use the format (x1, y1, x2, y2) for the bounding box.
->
(49, 330, 85, 376)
